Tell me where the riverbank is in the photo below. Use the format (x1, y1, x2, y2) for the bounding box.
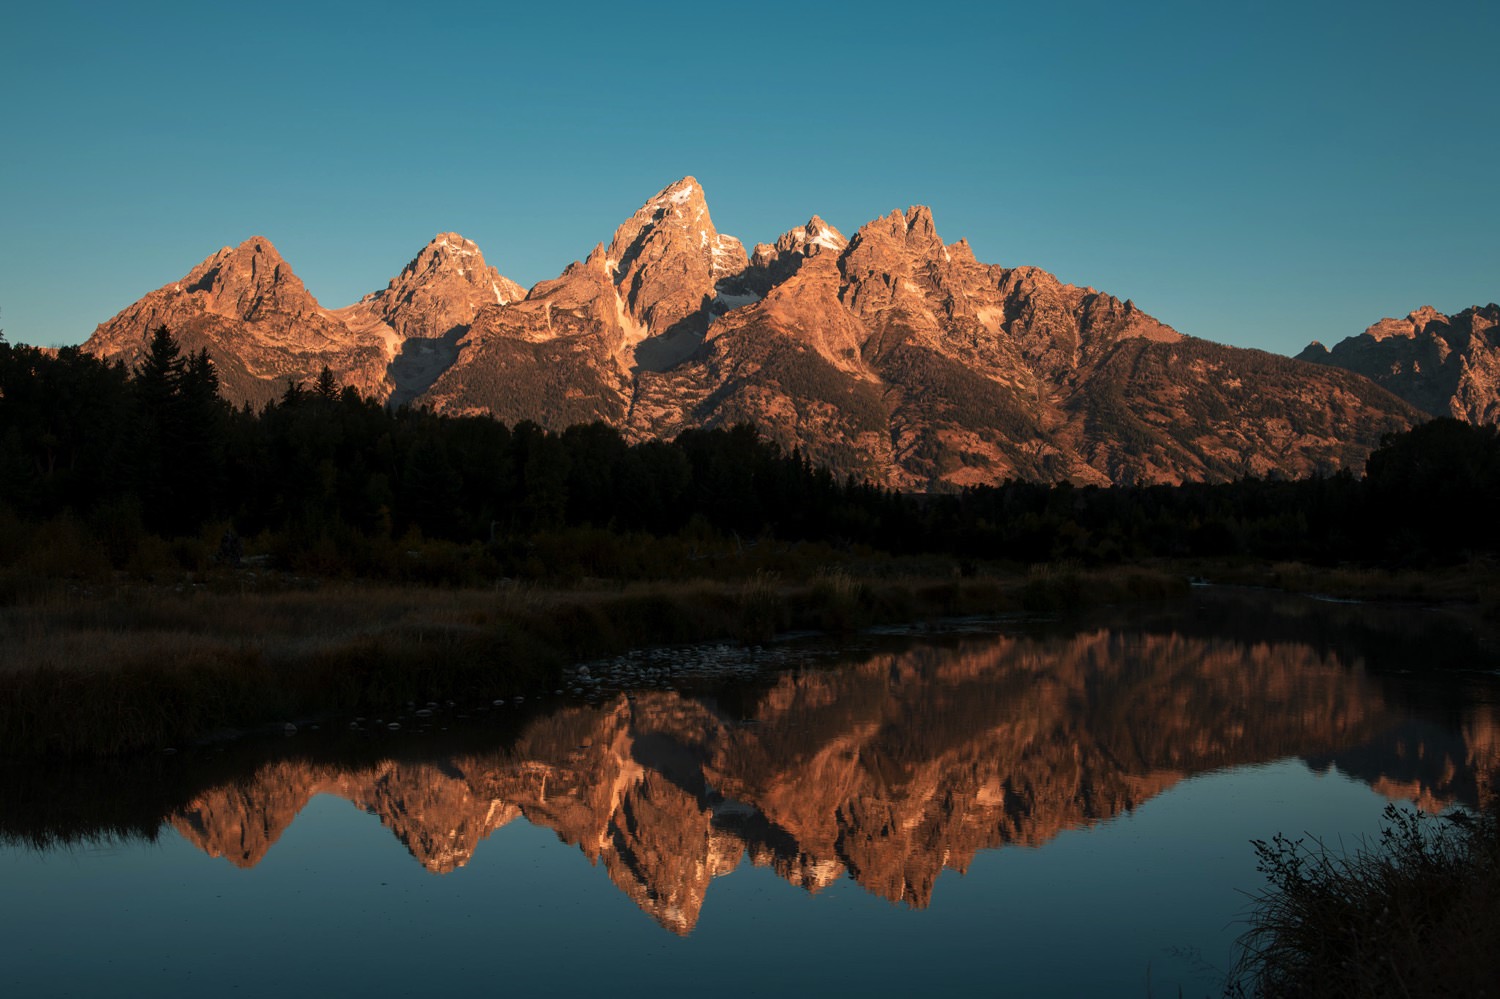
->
(0, 561, 1186, 759)
(1196, 557, 1500, 608)
(7, 549, 1499, 761)
(1230, 803, 1500, 997)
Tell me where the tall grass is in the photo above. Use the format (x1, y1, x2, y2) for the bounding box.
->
(737, 570, 786, 643)
(0, 563, 1188, 759)
(1229, 803, 1500, 997)
(1201, 558, 1500, 606)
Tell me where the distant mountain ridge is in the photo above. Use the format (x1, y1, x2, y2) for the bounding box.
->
(82, 177, 1425, 487)
(1298, 304, 1500, 423)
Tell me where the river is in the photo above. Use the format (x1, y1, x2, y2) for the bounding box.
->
(4, 588, 1497, 996)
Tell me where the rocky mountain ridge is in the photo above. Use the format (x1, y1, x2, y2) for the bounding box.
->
(82, 177, 1427, 487)
(84, 236, 396, 406)
(1298, 304, 1500, 423)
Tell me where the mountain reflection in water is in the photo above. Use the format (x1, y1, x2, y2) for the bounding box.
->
(141, 617, 1500, 936)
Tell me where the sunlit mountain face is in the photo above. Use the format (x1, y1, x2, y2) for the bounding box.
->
(80, 178, 1422, 489)
(1300, 304, 1500, 423)
(11, 595, 1494, 936)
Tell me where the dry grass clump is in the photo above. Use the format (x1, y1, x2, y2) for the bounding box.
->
(1229, 803, 1500, 998)
(808, 568, 870, 633)
(737, 570, 786, 643)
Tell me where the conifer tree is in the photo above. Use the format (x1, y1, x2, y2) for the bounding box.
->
(315, 365, 338, 401)
(130, 327, 229, 534)
(135, 325, 185, 411)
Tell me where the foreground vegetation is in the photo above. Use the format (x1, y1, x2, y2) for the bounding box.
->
(1191, 557, 1500, 609)
(4, 328, 1500, 759)
(0, 556, 1186, 759)
(1230, 804, 1500, 998)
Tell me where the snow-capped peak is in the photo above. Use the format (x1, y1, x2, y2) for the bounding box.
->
(774, 216, 849, 257)
(643, 177, 702, 214)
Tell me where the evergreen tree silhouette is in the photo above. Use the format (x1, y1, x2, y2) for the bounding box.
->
(315, 365, 338, 401)
(131, 328, 228, 534)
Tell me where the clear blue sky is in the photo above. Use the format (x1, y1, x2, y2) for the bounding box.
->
(2, 0, 1495, 355)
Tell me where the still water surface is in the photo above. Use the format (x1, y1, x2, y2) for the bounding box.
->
(4, 590, 1497, 997)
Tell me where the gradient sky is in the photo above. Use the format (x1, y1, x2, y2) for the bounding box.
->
(2, 0, 1495, 355)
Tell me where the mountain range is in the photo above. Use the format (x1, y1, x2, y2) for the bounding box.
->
(1298, 304, 1500, 423)
(84, 177, 1476, 489)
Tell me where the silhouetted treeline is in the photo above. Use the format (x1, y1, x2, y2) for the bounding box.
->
(2, 329, 1498, 573)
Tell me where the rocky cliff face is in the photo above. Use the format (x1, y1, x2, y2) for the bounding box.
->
(83, 232, 532, 411)
(82, 179, 1425, 485)
(164, 628, 1498, 934)
(415, 177, 748, 424)
(1299, 304, 1500, 423)
(626, 200, 1418, 487)
(84, 237, 398, 407)
(412, 248, 636, 427)
(331, 233, 529, 407)
(606, 177, 747, 356)
(337, 232, 526, 342)
(411, 182, 1423, 486)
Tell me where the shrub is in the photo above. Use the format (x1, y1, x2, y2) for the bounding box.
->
(1229, 803, 1500, 998)
(736, 570, 785, 643)
(810, 567, 870, 633)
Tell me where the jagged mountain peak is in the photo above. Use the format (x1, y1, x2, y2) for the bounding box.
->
(178, 235, 318, 321)
(1359, 305, 1449, 341)
(81, 181, 1425, 489)
(418, 232, 483, 263)
(184, 235, 286, 279)
(642, 175, 705, 212)
(608, 177, 712, 257)
(730, 216, 851, 305)
(848, 205, 944, 256)
(580, 242, 610, 272)
(394, 232, 517, 293)
(350, 233, 526, 341)
(1301, 301, 1500, 422)
(775, 216, 848, 257)
(183, 234, 271, 275)
(602, 176, 747, 339)
(904, 203, 937, 231)
(947, 237, 977, 264)
(194, 234, 280, 263)
(837, 205, 958, 323)
(84, 234, 394, 407)
(607, 176, 719, 265)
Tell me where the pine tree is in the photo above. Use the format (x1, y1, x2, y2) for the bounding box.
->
(130, 328, 229, 534)
(315, 365, 338, 401)
(135, 325, 185, 412)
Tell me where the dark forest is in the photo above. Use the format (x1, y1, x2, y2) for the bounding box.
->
(3, 327, 1497, 580)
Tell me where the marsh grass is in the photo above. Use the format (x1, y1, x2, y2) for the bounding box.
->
(809, 568, 870, 633)
(1229, 803, 1500, 998)
(1203, 558, 1500, 607)
(0, 562, 1188, 759)
(1021, 561, 1085, 611)
(737, 570, 786, 643)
